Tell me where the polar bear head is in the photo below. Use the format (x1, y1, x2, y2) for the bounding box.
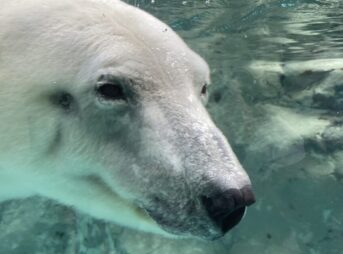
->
(0, 0, 255, 240)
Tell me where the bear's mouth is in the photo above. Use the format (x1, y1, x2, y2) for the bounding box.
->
(143, 206, 195, 236)
(217, 206, 247, 234)
(143, 207, 221, 240)
(143, 202, 249, 240)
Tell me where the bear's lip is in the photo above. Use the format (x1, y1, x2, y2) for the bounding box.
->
(143, 207, 194, 236)
(143, 205, 250, 240)
(143, 207, 222, 240)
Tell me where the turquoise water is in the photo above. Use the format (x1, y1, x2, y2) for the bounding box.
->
(136, 1, 343, 253)
(0, 0, 342, 253)
(137, 2, 343, 252)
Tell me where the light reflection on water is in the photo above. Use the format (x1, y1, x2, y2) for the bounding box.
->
(122, 1, 343, 253)
(128, 0, 343, 62)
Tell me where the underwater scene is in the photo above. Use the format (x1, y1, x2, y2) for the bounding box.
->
(0, 0, 342, 253)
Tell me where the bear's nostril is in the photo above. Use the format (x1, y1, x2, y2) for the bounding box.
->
(220, 206, 246, 233)
(201, 186, 255, 234)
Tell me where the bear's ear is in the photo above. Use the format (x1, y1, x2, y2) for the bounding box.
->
(49, 90, 75, 112)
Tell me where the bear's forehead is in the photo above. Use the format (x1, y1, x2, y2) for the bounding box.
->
(1, 0, 209, 89)
(82, 0, 202, 74)
(61, 0, 209, 86)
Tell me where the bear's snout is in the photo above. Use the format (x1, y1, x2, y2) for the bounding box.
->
(201, 185, 255, 237)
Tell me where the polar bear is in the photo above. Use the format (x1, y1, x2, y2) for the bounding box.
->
(0, 0, 255, 240)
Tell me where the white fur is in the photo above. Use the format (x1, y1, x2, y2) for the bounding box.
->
(0, 0, 251, 239)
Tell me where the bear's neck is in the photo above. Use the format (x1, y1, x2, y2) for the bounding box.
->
(0, 169, 35, 202)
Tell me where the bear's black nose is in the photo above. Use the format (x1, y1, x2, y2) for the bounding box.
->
(201, 186, 255, 234)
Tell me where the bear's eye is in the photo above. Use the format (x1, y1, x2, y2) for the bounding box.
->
(96, 83, 126, 101)
(201, 83, 208, 96)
